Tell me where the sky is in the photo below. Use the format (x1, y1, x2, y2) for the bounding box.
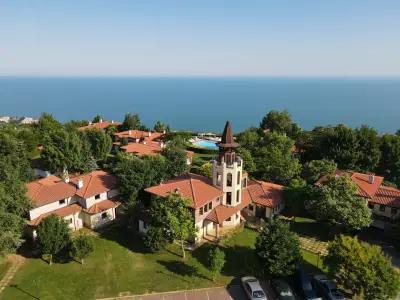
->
(1, 0, 400, 76)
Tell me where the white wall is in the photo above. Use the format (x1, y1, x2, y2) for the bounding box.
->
(29, 197, 76, 220)
(371, 203, 400, 219)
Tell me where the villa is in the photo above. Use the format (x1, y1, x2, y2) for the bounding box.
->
(26, 170, 120, 238)
(317, 170, 400, 227)
(138, 121, 284, 243)
(78, 119, 121, 131)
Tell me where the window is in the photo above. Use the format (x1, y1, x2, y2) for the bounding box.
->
(204, 204, 208, 213)
(237, 171, 241, 185)
(227, 192, 232, 205)
(227, 173, 232, 187)
(379, 205, 386, 212)
(236, 190, 240, 203)
(59, 199, 66, 205)
(208, 202, 212, 210)
(242, 178, 247, 188)
(199, 207, 203, 215)
(95, 194, 101, 200)
(226, 217, 231, 221)
(217, 173, 221, 185)
(236, 213, 239, 219)
(368, 203, 374, 209)
(101, 212, 108, 219)
(217, 197, 220, 202)
(391, 207, 398, 215)
(68, 218, 73, 224)
(248, 204, 254, 211)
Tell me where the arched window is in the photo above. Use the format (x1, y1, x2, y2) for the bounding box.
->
(227, 173, 232, 187)
(237, 171, 241, 185)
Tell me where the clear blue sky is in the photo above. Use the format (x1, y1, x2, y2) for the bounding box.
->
(1, 0, 399, 76)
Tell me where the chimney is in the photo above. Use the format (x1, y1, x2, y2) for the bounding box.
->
(369, 174, 375, 184)
(64, 176, 70, 183)
(174, 187, 180, 194)
(143, 141, 147, 145)
(77, 178, 84, 189)
(111, 120, 114, 124)
(148, 131, 152, 137)
(160, 142, 165, 148)
(128, 130, 132, 135)
(99, 118, 103, 123)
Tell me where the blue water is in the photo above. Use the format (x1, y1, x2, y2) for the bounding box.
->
(193, 140, 219, 150)
(1, 77, 400, 133)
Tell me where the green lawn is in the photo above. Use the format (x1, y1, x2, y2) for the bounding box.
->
(0, 225, 324, 300)
(283, 216, 331, 242)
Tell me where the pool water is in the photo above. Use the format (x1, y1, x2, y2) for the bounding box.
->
(193, 139, 219, 150)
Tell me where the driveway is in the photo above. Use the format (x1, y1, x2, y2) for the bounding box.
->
(98, 285, 255, 300)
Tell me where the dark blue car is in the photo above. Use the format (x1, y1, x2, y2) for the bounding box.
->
(293, 269, 322, 300)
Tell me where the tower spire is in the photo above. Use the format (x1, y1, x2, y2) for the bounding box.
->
(218, 121, 239, 148)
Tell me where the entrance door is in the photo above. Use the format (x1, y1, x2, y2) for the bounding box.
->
(255, 205, 266, 219)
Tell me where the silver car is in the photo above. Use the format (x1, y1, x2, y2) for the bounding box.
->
(241, 276, 268, 300)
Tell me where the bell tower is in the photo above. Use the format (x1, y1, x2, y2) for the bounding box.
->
(212, 121, 243, 207)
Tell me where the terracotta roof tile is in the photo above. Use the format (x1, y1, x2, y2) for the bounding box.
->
(205, 195, 251, 224)
(317, 170, 384, 199)
(70, 170, 117, 199)
(370, 186, 400, 208)
(78, 121, 121, 131)
(242, 180, 283, 208)
(83, 199, 120, 214)
(114, 130, 163, 141)
(121, 142, 162, 156)
(145, 173, 223, 209)
(26, 175, 77, 208)
(28, 203, 82, 227)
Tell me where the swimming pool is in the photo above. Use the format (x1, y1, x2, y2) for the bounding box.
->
(192, 139, 219, 150)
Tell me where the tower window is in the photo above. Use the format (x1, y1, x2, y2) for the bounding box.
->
(227, 192, 232, 205)
(236, 190, 240, 203)
(227, 173, 232, 187)
(237, 171, 241, 185)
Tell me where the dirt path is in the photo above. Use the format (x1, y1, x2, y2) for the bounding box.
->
(0, 255, 25, 294)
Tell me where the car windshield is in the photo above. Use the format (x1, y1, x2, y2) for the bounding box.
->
(253, 290, 266, 298)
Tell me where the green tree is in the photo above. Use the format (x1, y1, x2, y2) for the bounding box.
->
(35, 113, 63, 143)
(92, 115, 103, 123)
(324, 235, 400, 300)
(64, 120, 89, 131)
(377, 134, 400, 186)
(355, 125, 381, 171)
(283, 178, 309, 217)
(306, 176, 371, 231)
(82, 128, 112, 161)
(153, 120, 170, 133)
(144, 193, 195, 259)
(41, 129, 91, 173)
(208, 247, 226, 281)
(302, 159, 336, 183)
(161, 146, 189, 178)
(0, 210, 24, 255)
(255, 219, 301, 277)
(236, 127, 263, 152)
(120, 113, 142, 131)
(260, 110, 301, 138)
(199, 162, 213, 178)
(37, 215, 71, 265)
(70, 234, 94, 265)
(237, 147, 256, 173)
(254, 133, 301, 184)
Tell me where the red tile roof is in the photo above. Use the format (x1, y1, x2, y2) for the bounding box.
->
(78, 121, 121, 131)
(317, 170, 384, 199)
(121, 142, 162, 156)
(70, 170, 117, 199)
(242, 180, 284, 208)
(27, 175, 77, 208)
(205, 196, 251, 225)
(370, 186, 400, 208)
(114, 130, 163, 141)
(28, 203, 82, 227)
(83, 199, 120, 214)
(145, 173, 223, 209)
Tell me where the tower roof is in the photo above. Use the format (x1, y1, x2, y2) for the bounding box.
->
(218, 121, 239, 148)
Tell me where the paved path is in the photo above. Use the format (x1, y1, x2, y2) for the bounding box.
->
(97, 285, 250, 300)
(0, 255, 25, 295)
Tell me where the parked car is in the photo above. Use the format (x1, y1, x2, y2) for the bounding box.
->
(313, 275, 345, 300)
(271, 279, 297, 300)
(293, 269, 322, 300)
(241, 276, 268, 300)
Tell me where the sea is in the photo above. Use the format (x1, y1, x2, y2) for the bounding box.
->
(0, 76, 399, 133)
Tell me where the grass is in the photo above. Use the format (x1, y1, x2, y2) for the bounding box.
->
(0, 257, 10, 280)
(0, 225, 325, 300)
(284, 216, 331, 242)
